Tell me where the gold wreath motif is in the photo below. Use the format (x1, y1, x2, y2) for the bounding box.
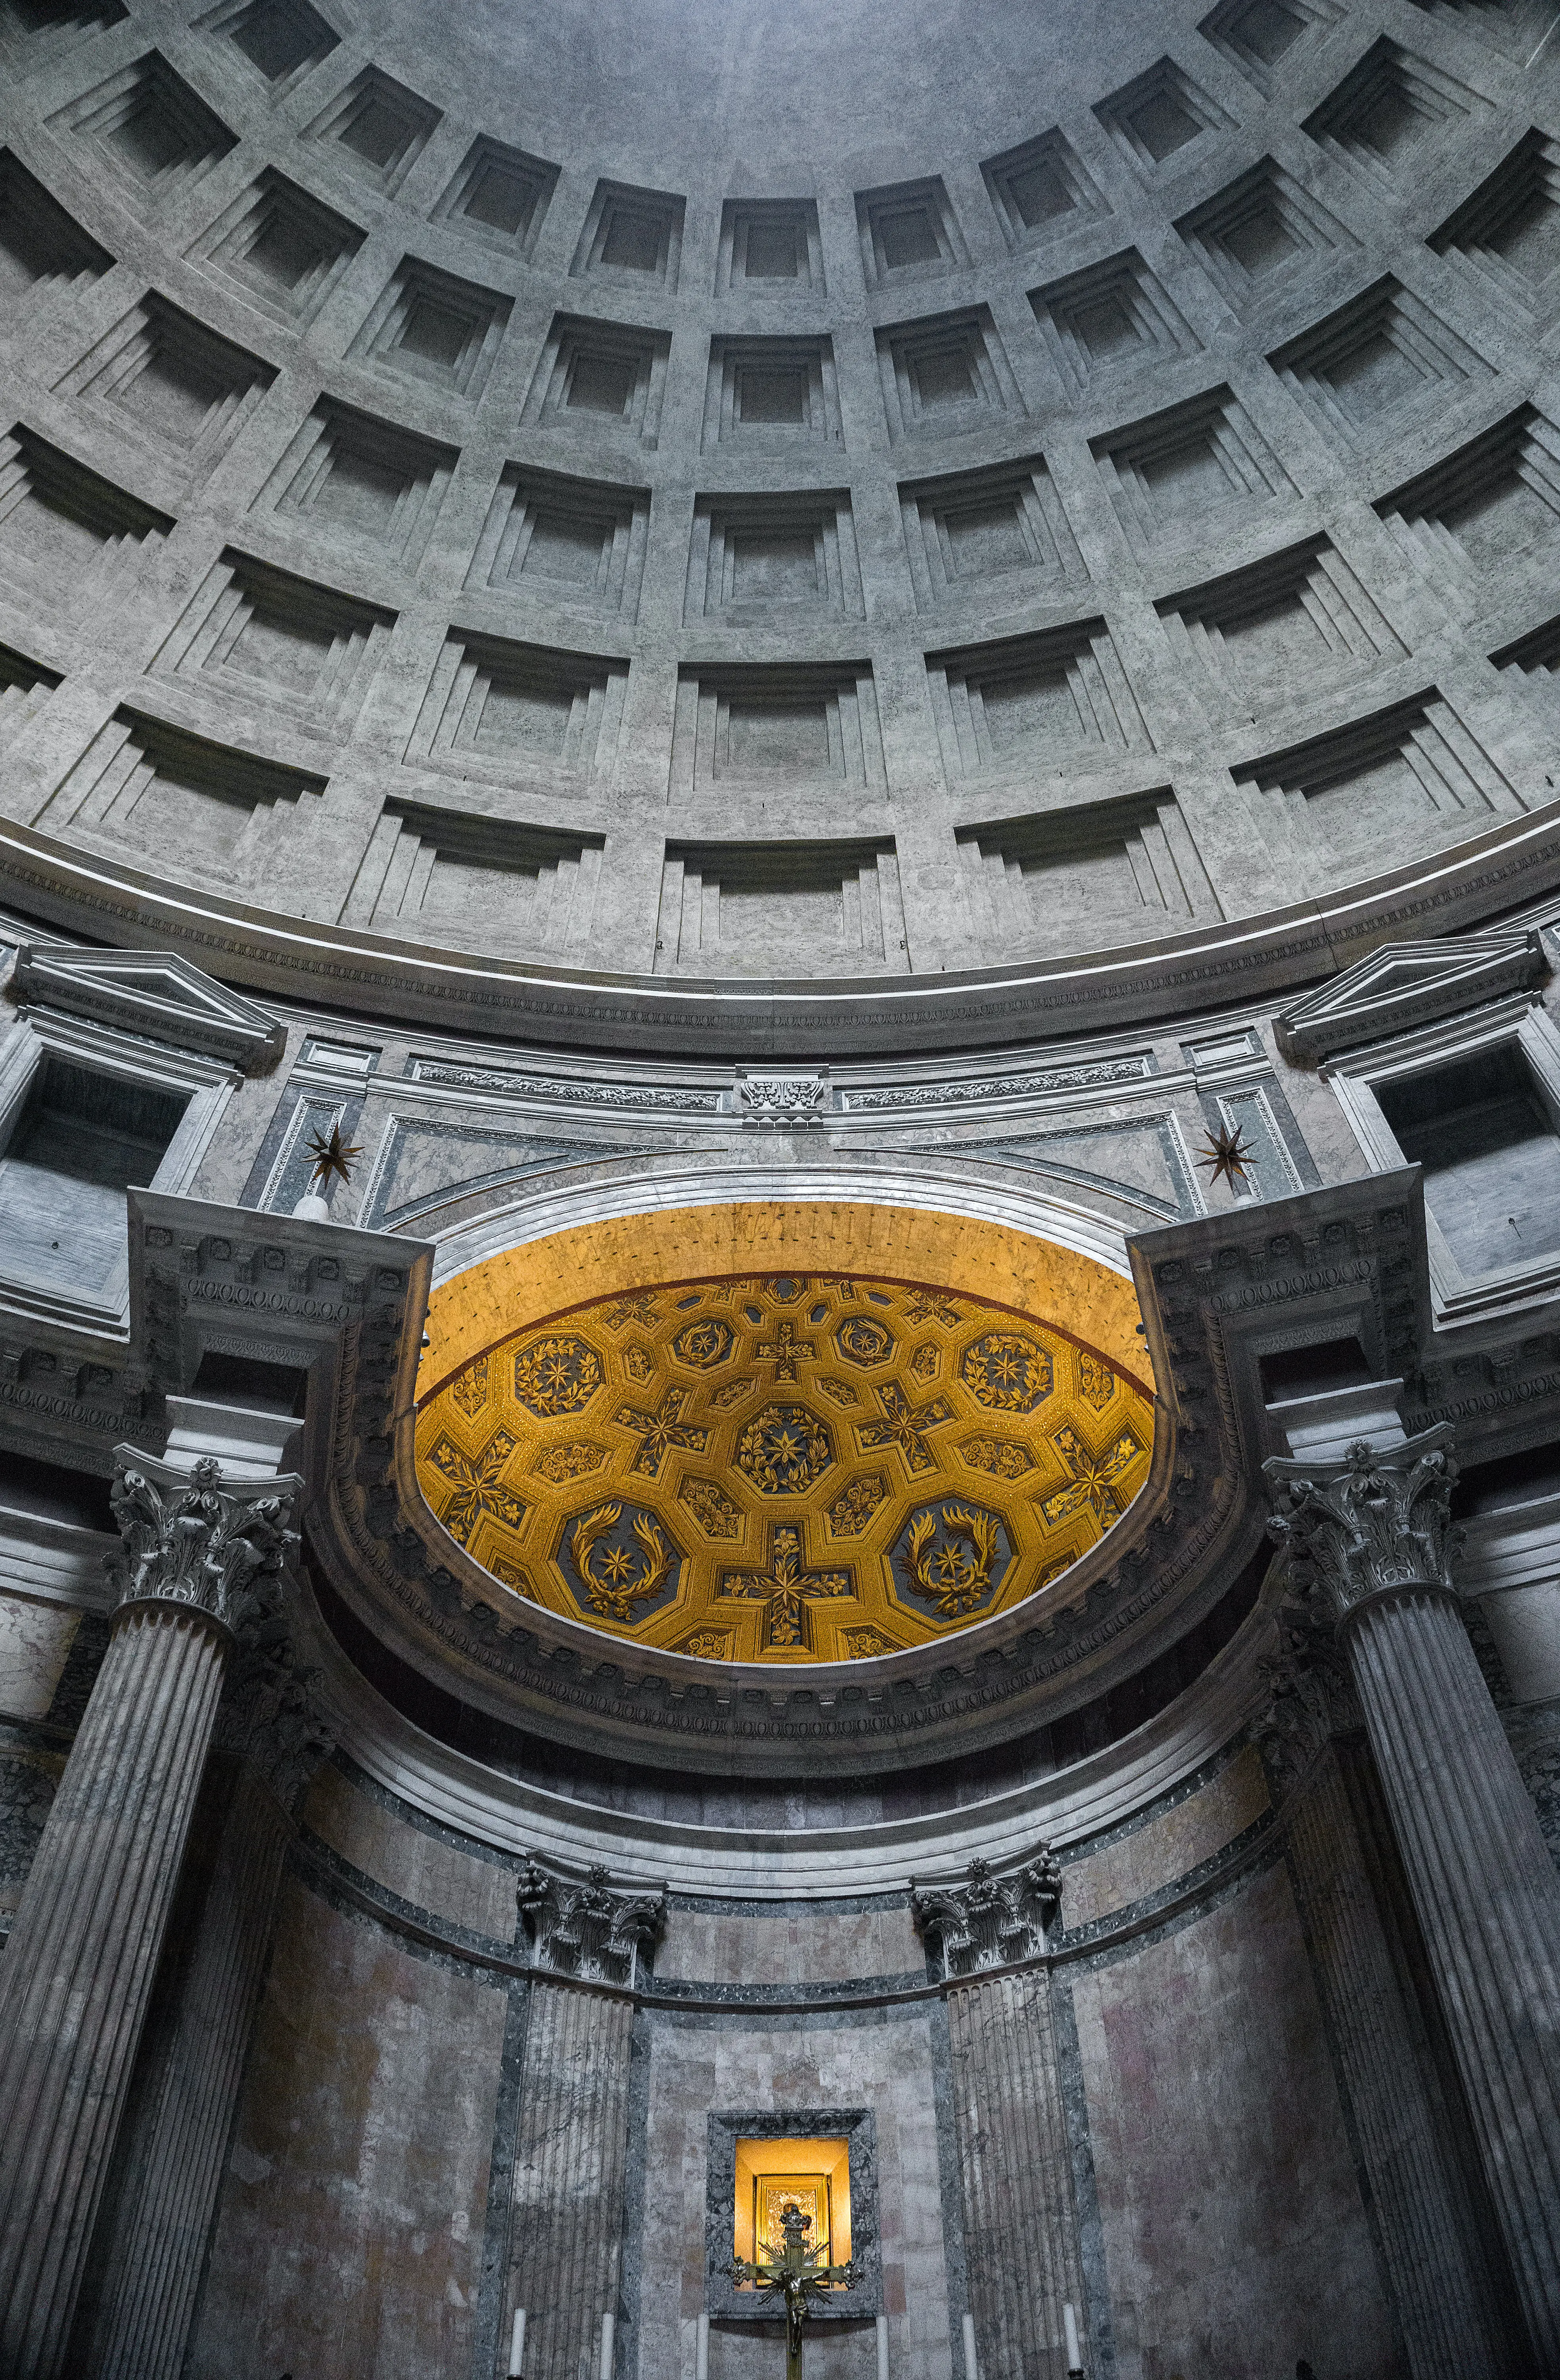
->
(570, 1501, 675, 1624)
(902, 1505, 1002, 1618)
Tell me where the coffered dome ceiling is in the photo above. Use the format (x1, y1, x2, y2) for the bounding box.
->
(3, 0, 1552, 1046)
(414, 1268, 1154, 1663)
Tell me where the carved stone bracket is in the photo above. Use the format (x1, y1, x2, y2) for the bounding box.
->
(108, 1451, 301, 1635)
(1264, 1427, 1460, 1626)
(516, 1855, 669, 1988)
(731, 1065, 834, 1129)
(910, 1848, 1062, 1979)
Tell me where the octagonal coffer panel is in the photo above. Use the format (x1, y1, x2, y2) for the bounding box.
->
(414, 1270, 1154, 1662)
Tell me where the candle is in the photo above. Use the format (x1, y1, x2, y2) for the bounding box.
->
(508, 2308, 526, 2378)
(696, 2311, 709, 2380)
(1064, 2301, 1083, 2374)
(876, 2312, 890, 2380)
(962, 2311, 979, 2380)
(600, 2311, 616, 2380)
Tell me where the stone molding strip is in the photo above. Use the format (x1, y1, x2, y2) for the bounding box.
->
(290, 1794, 1282, 2012)
(1, 804, 1558, 1058)
(309, 1565, 1269, 1893)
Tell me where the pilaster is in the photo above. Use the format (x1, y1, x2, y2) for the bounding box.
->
(915, 1853, 1088, 2380)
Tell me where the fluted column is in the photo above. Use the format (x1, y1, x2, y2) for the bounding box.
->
(946, 1968, 1087, 2380)
(910, 1851, 1084, 2379)
(1268, 1428, 1560, 2372)
(504, 1979, 634, 2380)
(0, 1451, 297, 2380)
(1272, 1702, 1518, 2377)
(82, 1585, 332, 2380)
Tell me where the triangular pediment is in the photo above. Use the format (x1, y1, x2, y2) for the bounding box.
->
(9, 944, 285, 1073)
(1274, 929, 1547, 1062)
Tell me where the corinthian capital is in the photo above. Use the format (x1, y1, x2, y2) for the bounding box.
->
(910, 1845, 1062, 1979)
(1255, 1593, 1362, 1793)
(108, 1449, 301, 1632)
(516, 1855, 669, 1987)
(1263, 1426, 1460, 1626)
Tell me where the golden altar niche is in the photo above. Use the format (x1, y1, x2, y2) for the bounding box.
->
(734, 2135, 852, 2277)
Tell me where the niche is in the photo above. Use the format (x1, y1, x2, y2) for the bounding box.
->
(0, 1056, 187, 1298)
(1376, 1042, 1560, 1276)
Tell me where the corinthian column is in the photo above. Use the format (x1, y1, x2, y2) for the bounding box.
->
(82, 1577, 332, 2380)
(0, 1450, 298, 2380)
(1266, 1428, 1560, 2370)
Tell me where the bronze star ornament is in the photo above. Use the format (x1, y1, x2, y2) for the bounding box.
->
(307, 1119, 362, 1191)
(1198, 1119, 1254, 1192)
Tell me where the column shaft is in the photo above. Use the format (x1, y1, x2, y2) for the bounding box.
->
(0, 1603, 229, 2380)
(87, 1762, 293, 2380)
(504, 1979, 634, 2380)
(946, 1968, 1086, 2380)
(1286, 1741, 1518, 2378)
(1347, 1589, 1560, 2367)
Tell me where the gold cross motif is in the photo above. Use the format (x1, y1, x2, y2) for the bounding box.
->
(855, 1380, 955, 1474)
(604, 1293, 659, 1330)
(613, 1387, 711, 1480)
(756, 1318, 817, 1383)
(427, 1432, 527, 1545)
(717, 1525, 854, 1651)
(1041, 1425, 1143, 1528)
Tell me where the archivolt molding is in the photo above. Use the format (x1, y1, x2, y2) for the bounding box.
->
(307, 1164, 1416, 1774)
(113, 1159, 1534, 1779)
(417, 1160, 1148, 1372)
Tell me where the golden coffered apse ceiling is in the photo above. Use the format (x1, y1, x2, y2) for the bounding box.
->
(414, 1271, 1155, 1663)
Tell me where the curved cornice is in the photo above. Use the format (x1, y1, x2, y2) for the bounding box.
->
(304, 1165, 1424, 1774)
(3, 806, 1558, 1060)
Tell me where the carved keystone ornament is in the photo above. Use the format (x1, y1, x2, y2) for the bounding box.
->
(910, 1847, 1062, 1978)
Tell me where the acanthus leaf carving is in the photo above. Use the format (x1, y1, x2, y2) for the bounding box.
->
(1253, 1591, 1363, 1794)
(1263, 1428, 1460, 1624)
(108, 1450, 301, 1633)
(215, 1574, 335, 1813)
(910, 1846, 1062, 1978)
(516, 1853, 669, 1987)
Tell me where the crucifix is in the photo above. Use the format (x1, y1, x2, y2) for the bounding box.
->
(733, 2202, 857, 2380)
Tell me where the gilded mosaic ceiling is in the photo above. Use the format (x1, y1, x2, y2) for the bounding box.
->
(414, 1271, 1155, 1663)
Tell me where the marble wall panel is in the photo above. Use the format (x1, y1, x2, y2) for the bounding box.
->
(303, 1761, 515, 1940)
(657, 1904, 922, 1987)
(638, 2012, 952, 2380)
(1070, 1861, 1398, 2380)
(0, 1739, 62, 1926)
(1064, 1745, 1271, 1931)
(188, 1877, 507, 2380)
(0, 1589, 81, 1721)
